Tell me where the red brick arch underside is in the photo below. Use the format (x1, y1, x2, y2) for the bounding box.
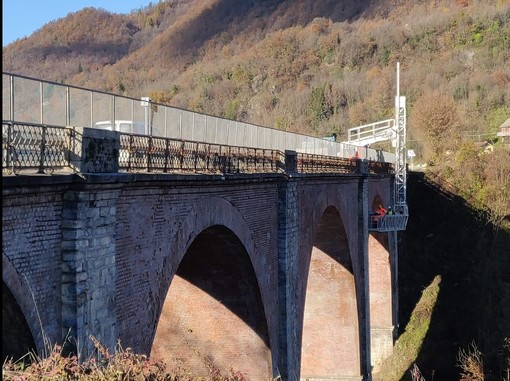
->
(151, 196, 274, 380)
(300, 205, 361, 379)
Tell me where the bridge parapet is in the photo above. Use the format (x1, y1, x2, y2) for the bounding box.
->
(2, 121, 393, 177)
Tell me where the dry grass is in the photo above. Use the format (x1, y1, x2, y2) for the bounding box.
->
(372, 275, 441, 381)
(2, 335, 249, 381)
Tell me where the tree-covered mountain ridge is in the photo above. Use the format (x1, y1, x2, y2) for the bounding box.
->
(3, 0, 509, 138)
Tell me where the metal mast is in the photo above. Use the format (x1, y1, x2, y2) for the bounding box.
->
(342, 62, 409, 231)
(394, 62, 408, 217)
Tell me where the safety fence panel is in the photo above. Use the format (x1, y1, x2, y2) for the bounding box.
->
(3, 74, 11, 120)
(13, 75, 40, 124)
(42, 82, 67, 126)
(69, 87, 92, 128)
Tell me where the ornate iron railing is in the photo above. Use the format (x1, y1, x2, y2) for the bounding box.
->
(2, 121, 71, 174)
(2, 121, 394, 176)
(119, 133, 285, 174)
(296, 153, 358, 174)
(366, 161, 394, 175)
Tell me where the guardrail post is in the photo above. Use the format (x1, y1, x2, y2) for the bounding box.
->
(193, 142, 199, 171)
(164, 139, 170, 173)
(5, 122, 12, 170)
(179, 141, 185, 170)
(358, 159, 369, 174)
(148, 137, 153, 172)
(38, 126, 47, 174)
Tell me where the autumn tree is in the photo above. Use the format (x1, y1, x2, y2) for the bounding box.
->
(481, 147, 510, 228)
(410, 91, 463, 165)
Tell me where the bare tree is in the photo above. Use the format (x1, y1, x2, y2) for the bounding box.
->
(410, 364, 427, 381)
(457, 341, 485, 381)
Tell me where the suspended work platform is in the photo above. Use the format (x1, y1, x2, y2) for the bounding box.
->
(368, 205, 409, 232)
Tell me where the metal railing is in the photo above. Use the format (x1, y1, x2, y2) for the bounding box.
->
(2, 121, 395, 176)
(296, 153, 358, 174)
(119, 133, 285, 174)
(344, 119, 396, 147)
(369, 213, 408, 232)
(2, 122, 71, 174)
(2, 120, 403, 232)
(2, 72, 395, 163)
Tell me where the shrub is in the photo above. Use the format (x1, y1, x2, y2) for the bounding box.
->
(457, 341, 485, 381)
(2, 336, 250, 381)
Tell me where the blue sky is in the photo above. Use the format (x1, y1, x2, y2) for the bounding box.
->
(2, 0, 153, 46)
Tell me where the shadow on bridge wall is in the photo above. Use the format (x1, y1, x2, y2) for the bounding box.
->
(2, 282, 37, 364)
(151, 225, 271, 380)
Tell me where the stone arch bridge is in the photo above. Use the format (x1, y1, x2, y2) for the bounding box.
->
(2, 126, 400, 381)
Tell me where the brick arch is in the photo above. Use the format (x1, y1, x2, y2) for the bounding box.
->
(372, 194, 385, 210)
(2, 255, 40, 359)
(300, 204, 361, 379)
(368, 177, 393, 211)
(167, 196, 257, 269)
(151, 196, 273, 380)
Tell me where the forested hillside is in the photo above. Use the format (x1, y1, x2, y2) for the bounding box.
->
(3, 0, 509, 139)
(386, 171, 510, 381)
(3, 0, 509, 379)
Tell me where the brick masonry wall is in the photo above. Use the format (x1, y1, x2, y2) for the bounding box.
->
(367, 177, 393, 210)
(277, 178, 299, 379)
(367, 177, 396, 369)
(368, 233, 394, 368)
(292, 176, 368, 380)
(2, 188, 64, 354)
(151, 225, 272, 380)
(113, 178, 281, 379)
